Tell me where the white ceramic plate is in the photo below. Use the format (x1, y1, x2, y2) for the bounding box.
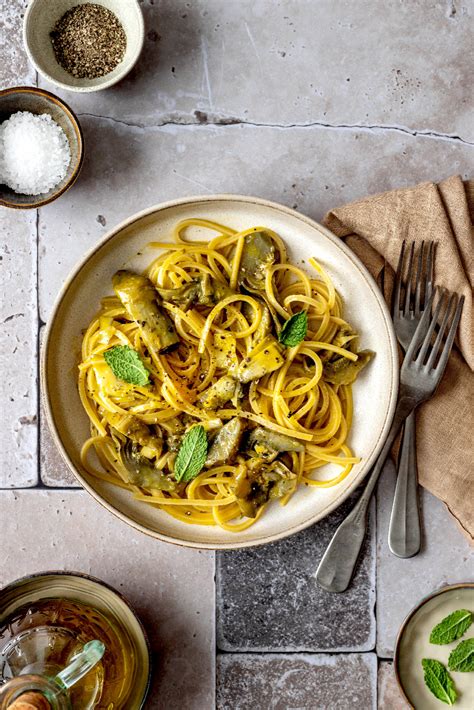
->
(395, 584, 474, 709)
(42, 195, 398, 549)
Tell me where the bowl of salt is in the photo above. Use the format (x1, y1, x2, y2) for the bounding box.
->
(0, 86, 84, 209)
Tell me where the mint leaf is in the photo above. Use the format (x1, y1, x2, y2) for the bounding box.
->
(430, 609, 472, 645)
(174, 425, 208, 483)
(104, 345, 150, 386)
(449, 638, 474, 672)
(422, 659, 457, 706)
(278, 311, 308, 347)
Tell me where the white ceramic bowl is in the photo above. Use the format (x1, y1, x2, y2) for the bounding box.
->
(42, 195, 399, 549)
(23, 0, 144, 93)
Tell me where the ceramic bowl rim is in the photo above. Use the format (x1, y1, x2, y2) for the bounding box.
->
(23, 0, 145, 93)
(0, 569, 152, 708)
(0, 85, 84, 209)
(393, 582, 474, 709)
(42, 193, 399, 550)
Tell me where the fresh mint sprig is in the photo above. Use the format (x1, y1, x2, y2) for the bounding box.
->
(448, 638, 474, 673)
(278, 311, 308, 347)
(104, 345, 150, 386)
(430, 610, 472, 645)
(174, 425, 208, 483)
(422, 659, 457, 706)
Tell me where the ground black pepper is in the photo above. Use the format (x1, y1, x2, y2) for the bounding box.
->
(50, 3, 127, 79)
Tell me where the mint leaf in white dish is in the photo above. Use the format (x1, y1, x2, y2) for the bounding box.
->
(448, 638, 474, 673)
(430, 609, 472, 645)
(422, 659, 457, 706)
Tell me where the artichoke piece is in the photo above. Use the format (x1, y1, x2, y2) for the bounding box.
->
(214, 332, 238, 370)
(233, 459, 297, 518)
(155, 281, 201, 309)
(199, 335, 284, 409)
(247, 426, 304, 460)
(236, 336, 284, 384)
(107, 411, 162, 452)
(332, 325, 358, 351)
(113, 270, 179, 353)
(121, 441, 177, 491)
(198, 375, 239, 410)
(156, 275, 234, 310)
(323, 349, 374, 385)
(237, 231, 275, 290)
(252, 304, 273, 344)
(161, 416, 185, 452)
(205, 417, 246, 467)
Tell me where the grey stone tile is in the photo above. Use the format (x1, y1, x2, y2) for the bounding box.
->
(38, 0, 472, 141)
(376, 463, 474, 657)
(40, 390, 78, 487)
(38, 118, 473, 320)
(0, 489, 215, 710)
(216, 495, 375, 652)
(0, 0, 35, 87)
(378, 661, 409, 710)
(38, 327, 77, 487)
(217, 652, 377, 710)
(0, 209, 38, 488)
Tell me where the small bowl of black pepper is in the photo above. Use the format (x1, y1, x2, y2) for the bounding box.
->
(23, 0, 144, 92)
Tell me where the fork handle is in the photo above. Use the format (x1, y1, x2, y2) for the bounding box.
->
(388, 412, 421, 558)
(314, 396, 414, 593)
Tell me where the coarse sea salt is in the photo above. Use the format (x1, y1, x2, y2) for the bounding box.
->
(0, 111, 71, 195)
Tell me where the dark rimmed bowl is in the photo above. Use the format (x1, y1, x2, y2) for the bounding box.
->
(0, 570, 151, 708)
(394, 583, 474, 709)
(0, 86, 84, 209)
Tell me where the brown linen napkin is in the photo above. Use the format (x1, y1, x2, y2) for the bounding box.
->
(324, 175, 474, 541)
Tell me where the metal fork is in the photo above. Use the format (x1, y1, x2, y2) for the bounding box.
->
(315, 287, 464, 593)
(389, 241, 435, 558)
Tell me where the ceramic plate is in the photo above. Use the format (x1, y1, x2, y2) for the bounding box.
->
(395, 584, 474, 709)
(42, 195, 398, 549)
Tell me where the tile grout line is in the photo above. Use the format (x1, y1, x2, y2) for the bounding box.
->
(34, 68, 41, 491)
(36, 208, 41, 489)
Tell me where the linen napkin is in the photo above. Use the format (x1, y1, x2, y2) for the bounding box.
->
(324, 175, 474, 541)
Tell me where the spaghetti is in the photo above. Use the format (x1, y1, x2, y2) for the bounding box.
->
(78, 219, 373, 531)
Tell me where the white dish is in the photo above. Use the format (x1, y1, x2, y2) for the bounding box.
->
(23, 0, 144, 93)
(42, 195, 398, 549)
(395, 584, 474, 709)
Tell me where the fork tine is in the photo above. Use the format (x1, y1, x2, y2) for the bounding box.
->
(414, 241, 425, 317)
(392, 240, 406, 315)
(425, 241, 435, 305)
(425, 293, 456, 370)
(415, 289, 447, 364)
(403, 242, 415, 315)
(404, 287, 437, 364)
(433, 295, 464, 377)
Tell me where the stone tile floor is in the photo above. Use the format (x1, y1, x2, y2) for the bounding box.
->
(1, 1, 473, 708)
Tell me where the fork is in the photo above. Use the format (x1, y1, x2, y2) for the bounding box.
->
(388, 241, 434, 558)
(314, 287, 464, 593)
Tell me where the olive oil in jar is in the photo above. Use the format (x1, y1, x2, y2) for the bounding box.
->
(0, 598, 137, 709)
